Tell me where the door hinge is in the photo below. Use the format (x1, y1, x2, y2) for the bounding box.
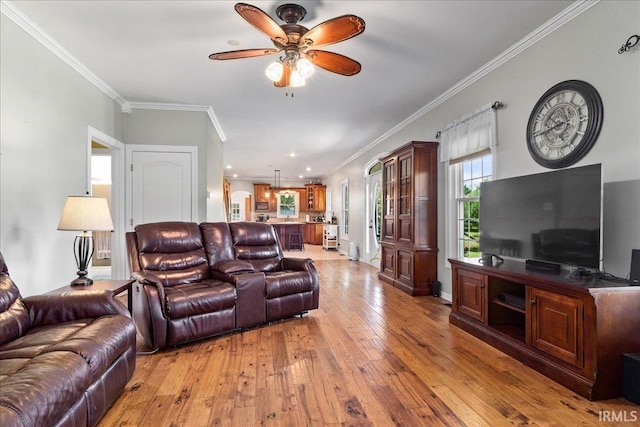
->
(130, 218, 133, 226)
(130, 164, 133, 172)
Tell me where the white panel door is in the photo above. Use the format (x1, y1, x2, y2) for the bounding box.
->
(126, 145, 197, 228)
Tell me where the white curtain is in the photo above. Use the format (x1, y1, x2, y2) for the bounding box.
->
(94, 231, 112, 259)
(440, 104, 497, 162)
(442, 104, 498, 269)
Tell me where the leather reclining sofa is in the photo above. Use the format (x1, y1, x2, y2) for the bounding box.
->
(0, 253, 136, 427)
(126, 221, 319, 350)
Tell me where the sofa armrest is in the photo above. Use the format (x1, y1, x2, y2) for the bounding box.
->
(131, 271, 166, 302)
(24, 290, 129, 327)
(211, 260, 255, 274)
(281, 257, 314, 272)
(211, 271, 266, 328)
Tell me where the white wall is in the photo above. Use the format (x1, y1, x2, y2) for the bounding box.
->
(0, 16, 227, 295)
(123, 109, 216, 222)
(1, 14, 124, 296)
(324, 1, 640, 299)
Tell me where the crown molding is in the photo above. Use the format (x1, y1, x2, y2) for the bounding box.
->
(1, 0, 226, 142)
(127, 102, 227, 142)
(326, 0, 599, 177)
(1, 0, 128, 107)
(3, 0, 596, 166)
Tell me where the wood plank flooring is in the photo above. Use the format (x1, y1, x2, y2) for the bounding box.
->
(101, 248, 638, 426)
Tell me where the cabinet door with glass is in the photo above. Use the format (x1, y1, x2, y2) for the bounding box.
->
(397, 151, 413, 244)
(381, 158, 395, 242)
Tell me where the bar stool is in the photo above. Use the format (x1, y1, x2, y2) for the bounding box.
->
(288, 232, 304, 251)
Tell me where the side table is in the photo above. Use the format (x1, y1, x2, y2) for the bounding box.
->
(50, 279, 135, 316)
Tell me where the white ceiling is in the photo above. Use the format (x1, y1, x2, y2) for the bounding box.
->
(6, 0, 575, 182)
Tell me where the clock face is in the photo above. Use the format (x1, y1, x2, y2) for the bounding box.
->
(526, 80, 603, 169)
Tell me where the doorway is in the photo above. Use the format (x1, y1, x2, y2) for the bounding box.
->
(90, 146, 113, 279)
(86, 126, 126, 280)
(230, 190, 251, 221)
(364, 160, 383, 268)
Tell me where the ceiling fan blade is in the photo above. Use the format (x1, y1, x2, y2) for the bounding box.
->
(305, 50, 361, 76)
(235, 3, 287, 44)
(274, 64, 291, 87)
(300, 15, 365, 48)
(209, 48, 279, 60)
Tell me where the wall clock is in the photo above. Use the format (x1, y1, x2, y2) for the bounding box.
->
(526, 80, 603, 169)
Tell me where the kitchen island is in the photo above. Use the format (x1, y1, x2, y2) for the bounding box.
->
(270, 222, 304, 250)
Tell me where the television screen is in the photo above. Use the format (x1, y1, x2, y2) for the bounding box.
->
(479, 164, 602, 269)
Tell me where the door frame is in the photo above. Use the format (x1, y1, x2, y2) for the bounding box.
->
(363, 154, 386, 268)
(86, 126, 126, 279)
(125, 144, 198, 230)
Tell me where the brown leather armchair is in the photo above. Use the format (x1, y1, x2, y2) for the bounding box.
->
(126, 222, 237, 350)
(224, 222, 319, 321)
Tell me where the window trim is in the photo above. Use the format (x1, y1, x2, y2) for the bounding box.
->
(341, 179, 349, 239)
(445, 152, 494, 268)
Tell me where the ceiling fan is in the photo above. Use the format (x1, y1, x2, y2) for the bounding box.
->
(209, 3, 365, 88)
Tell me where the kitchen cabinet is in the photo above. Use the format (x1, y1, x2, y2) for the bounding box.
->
(271, 223, 303, 250)
(305, 184, 326, 212)
(253, 183, 276, 211)
(378, 141, 438, 296)
(449, 258, 640, 400)
(303, 223, 323, 245)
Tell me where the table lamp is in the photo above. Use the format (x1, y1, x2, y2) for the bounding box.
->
(57, 195, 114, 286)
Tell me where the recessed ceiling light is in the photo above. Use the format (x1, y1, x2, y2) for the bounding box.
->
(299, 175, 303, 179)
(233, 174, 238, 178)
(290, 152, 295, 157)
(226, 165, 232, 169)
(306, 167, 311, 171)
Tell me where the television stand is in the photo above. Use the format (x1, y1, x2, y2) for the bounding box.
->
(449, 257, 640, 401)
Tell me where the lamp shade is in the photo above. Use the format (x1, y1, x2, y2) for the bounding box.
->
(57, 196, 114, 231)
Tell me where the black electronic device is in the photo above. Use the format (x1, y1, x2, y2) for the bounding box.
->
(497, 292, 525, 310)
(525, 259, 562, 272)
(479, 164, 602, 271)
(631, 249, 640, 285)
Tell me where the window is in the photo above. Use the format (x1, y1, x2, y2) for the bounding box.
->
(230, 202, 241, 221)
(441, 103, 497, 264)
(455, 154, 492, 258)
(341, 179, 349, 237)
(276, 191, 299, 218)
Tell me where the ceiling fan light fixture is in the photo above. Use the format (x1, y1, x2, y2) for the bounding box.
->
(296, 58, 314, 79)
(265, 61, 284, 81)
(290, 69, 306, 87)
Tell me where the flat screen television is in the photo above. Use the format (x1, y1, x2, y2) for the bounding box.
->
(479, 164, 602, 270)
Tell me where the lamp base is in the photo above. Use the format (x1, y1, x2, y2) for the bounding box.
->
(70, 273, 93, 287)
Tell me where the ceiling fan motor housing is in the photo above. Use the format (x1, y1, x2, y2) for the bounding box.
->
(276, 4, 307, 24)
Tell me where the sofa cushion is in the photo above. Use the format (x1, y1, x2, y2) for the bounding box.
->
(229, 222, 283, 272)
(0, 316, 134, 381)
(265, 271, 315, 299)
(0, 274, 30, 346)
(0, 351, 92, 427)
(134, 222, 209, 286)
(200, 222, 235, 265)
(164, 279, 236, 319)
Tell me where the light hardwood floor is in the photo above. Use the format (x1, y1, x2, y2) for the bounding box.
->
(102, 246, 638, 426)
